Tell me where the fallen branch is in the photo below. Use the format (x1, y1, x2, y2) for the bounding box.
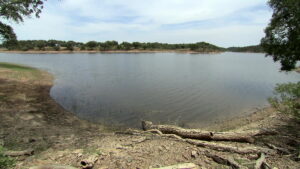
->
(205, 153, 243, 169)
(255, 153, 266, 169)
(254, 153, 273, 169)
(262, 162, 272, 169)
(142, 121, 276, 143)
(186, 139, 275, 155)
(4, 149, 34, 157)
(264, 143, 290, 155)
(144, 129, 274, 155)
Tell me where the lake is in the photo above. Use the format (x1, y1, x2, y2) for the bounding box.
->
(0, 52, 299, 128)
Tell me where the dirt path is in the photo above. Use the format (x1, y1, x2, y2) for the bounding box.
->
(0, 63, 299, 169)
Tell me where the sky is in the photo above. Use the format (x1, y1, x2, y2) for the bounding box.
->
(11, 0, 272, 47)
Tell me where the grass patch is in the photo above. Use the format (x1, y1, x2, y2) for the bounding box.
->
(268, 82, 300, 121)
(0, 95, 7, 101)
(0, 62, 44, 81)
(295, 67, 300, 73)
(83, 147, 102, 155)
(0, 62, 35, 72)
(0, 146, 15, 169)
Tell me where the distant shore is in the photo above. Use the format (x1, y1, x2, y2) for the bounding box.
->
(0, 49, 222, 54)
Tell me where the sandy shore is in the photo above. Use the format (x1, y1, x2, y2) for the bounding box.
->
(0, 62, 299, 169)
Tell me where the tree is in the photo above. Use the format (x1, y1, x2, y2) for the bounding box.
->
(119, 42, 132, 50)
(268, 82, 300, 120)
(0, 0, 45, 43)
(66, 41, 75, 51)
(86, 41, 98, 50)
(261, 0, 300, 71)
(132, 42, 142, 49)
(36, 40, 46, 50)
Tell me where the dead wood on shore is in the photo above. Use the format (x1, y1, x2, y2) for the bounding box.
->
(4, 149, 34, 157)
(142, 121, 277, 143)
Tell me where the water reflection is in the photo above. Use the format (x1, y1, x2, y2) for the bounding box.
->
(0, 52, 299, 128)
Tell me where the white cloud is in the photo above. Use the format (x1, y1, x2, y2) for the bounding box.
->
(11, 0, 272, 47)
(60, 0, 269, 24)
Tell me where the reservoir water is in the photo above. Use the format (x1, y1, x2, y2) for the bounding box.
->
(0, 52, 299, 128)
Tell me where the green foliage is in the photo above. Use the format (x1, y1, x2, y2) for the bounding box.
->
(0, 22, 16, 41)
(119, 41, 132, 50)
(86, 41, 98, 50)
(189, 42, 223, 52)
(1, 39, 18, 50)
(269, 82, 300, 120)
(0, 62, 35, 71)
(80, 45, 86, 50)
(227, 45, 264, 53)
(53, 45, 60, 51)
(2, 40, 225, 52)
(0, 146, 15, 169)
(0, 0, 45, 42)
(65, 41, 76, 51)
(261, 0, 300, 71)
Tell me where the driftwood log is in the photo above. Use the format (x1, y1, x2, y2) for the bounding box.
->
(142, 128, 275, 155)
(142, 121, 276, 143)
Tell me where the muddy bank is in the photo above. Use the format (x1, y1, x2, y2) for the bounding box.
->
(0, 63, 299, 169)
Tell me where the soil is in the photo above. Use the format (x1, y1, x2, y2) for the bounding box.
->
(0, 63, 299, 169)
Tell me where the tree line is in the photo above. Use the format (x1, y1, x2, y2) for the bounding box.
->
(226, 45, 264, 53)
(0, 0, 299, 70)
(0, 40, 225, 52)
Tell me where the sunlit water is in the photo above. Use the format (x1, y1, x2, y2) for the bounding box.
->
(0, 52, 299, 128)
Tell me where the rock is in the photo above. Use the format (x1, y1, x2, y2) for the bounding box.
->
(150, 163, 199, 169)
(81, 154, 99, 169)
(77, 153, 83, 158)
(191, 151, 198, 158)
(29, 165, 78, 169)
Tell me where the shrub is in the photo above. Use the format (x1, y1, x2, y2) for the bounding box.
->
(0, 146, 15, 169)
(53, 46, 60, 51)
(268, 82, 300, 120)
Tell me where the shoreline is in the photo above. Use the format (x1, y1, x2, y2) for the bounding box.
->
(0, 62, 299, 169)
(0, 49, 223, 54)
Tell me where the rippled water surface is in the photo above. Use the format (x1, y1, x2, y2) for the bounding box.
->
(0, 52, 299, 128)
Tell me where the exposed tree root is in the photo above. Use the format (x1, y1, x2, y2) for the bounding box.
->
(186, 139, 275, 155)
(255, 153, 272, 169)
(255, 153, 266, 169)
(205, 153, 244, 169)
(264, 143, 290, 155)
(140, 128, 275, 155)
